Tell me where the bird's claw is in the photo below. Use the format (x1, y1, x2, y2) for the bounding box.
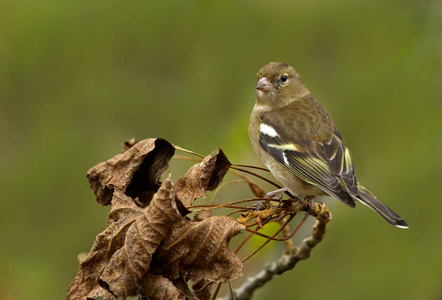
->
(253, 191, 284, 211)
(253, 200, 269, 211)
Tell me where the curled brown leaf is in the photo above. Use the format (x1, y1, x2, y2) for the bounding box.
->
(67, 190, 138, 300)
(99, 174, 184, 299)
(87, 138, 175, 206)
(174, 148, 231, 207)
(139, 275, 186, 300)
(68, 174, 185, 300)
(153, 216, 244, 284)
(192, 278, 212, 300)
(69, 140, 245, 300)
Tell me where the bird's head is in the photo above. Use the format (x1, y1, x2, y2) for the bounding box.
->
(256, 62, 308, 108)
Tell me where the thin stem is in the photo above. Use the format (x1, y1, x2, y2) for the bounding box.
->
(231, 164, 270, 172)
(173, 145, 205, 159)
(285, 211, 310, 240)
(227, 209, 246, 217)
(230, 166, 282, 189)
(244, 212, 309, 242)
(234, 232, 255, 254)
(228, 282, 236, 300)
(211, 179, 248, 205)
(188, 197, 271, 211)
(190, 204, 252, 210)
(241, 215, 295, 263)
(172, 155, 202, 162)
(211, 282, 223, 300)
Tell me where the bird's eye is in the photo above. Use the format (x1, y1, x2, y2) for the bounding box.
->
(281, 74, 288, 82)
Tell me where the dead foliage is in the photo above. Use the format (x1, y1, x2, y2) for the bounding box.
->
(68, 138, 331, 300)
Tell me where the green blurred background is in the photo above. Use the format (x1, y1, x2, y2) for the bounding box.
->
(1, 0, 441, 299)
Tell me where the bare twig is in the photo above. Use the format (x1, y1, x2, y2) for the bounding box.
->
(220, 203, 331, 300)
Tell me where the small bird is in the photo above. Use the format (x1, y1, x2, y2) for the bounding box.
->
(249, 62, 408, 228)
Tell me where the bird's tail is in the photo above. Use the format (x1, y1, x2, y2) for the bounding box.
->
(353, 185, 408, 229)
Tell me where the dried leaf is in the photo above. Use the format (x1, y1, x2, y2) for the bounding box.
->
(174, 277, 200, 300)
(99, 175, 184, 299)
(192, 279, 212, 300)
(153, 216, 244, 283)
(67, 190, 138, 300)
(68, 175, 184, 300)
(202, 148, 231, 191)
(87, 138, 175, 206)
(139, 275, 185, 300)
(174, 148, 231, 206)
(69, 142, 244, 300)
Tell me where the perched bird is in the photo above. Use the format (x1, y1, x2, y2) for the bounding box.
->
(249, 62, 408, 228)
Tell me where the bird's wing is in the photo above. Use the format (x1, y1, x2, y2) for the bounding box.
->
(258, 119, 358, 207)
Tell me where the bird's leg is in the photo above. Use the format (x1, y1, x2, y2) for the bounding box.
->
(265, 187, 288, 200)
(254, 187, 288, 211)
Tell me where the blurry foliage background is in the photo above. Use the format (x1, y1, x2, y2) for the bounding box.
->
(0, 0, 441, 299)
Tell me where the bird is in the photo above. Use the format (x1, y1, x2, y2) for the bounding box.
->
(249, 62, 408, 228)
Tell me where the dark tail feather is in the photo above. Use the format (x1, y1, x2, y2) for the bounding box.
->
(354, 185, 408, 229)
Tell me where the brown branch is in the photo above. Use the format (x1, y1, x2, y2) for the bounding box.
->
(221, 203, 331, 300)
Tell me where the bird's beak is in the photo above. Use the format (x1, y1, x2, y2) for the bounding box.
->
(256, 77, 273, 92)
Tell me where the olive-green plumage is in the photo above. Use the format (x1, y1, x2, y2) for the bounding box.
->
(249, 62, 408, 228)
